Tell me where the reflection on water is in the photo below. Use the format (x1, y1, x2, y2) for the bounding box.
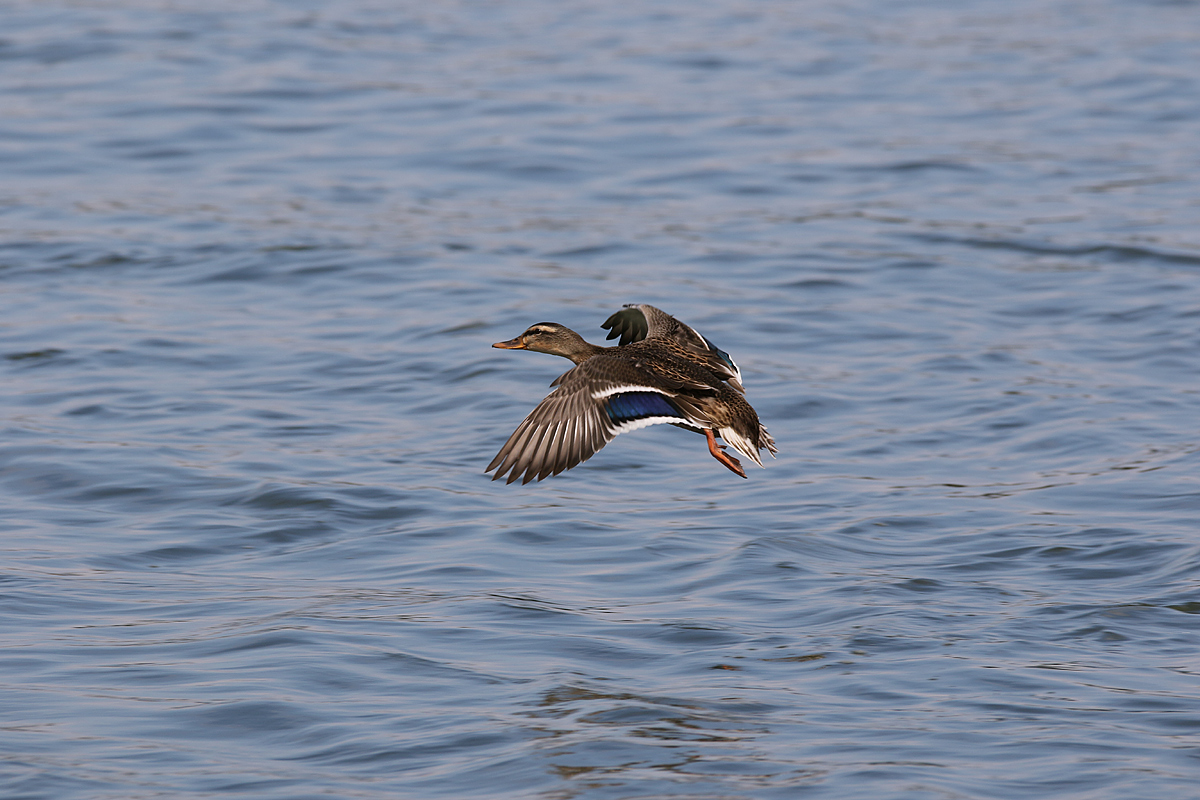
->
(3, 0, 1200, 798)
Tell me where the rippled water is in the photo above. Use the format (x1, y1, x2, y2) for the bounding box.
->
(3, 1, 1200, 798)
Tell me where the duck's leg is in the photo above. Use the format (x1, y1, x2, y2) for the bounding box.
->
(705, 428, 747, 478)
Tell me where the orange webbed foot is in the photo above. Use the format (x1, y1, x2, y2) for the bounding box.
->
(705, 428, 747, 478)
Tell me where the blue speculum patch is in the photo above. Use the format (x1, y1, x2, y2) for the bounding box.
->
(703, 336, 735, 370)
(604, 392, 679, 423)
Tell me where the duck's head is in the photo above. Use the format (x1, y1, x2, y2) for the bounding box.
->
(493, 322, 597, 363)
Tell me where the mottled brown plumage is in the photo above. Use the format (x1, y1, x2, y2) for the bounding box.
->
(487, 304, 776, 484)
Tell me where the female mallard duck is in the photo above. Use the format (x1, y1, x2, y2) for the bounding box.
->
(487, 304, 776, 484)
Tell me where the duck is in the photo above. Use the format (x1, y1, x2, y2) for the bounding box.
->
(486, 304, 776, 484)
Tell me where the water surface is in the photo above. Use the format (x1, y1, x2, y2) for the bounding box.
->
(3, 1, 1200, 798)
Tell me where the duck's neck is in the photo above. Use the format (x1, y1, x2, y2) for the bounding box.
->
(557, 336, 612, 365)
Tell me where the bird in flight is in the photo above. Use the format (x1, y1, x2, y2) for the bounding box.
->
(487, 304, 776, 484)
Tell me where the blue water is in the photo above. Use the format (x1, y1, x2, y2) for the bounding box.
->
(3, 1, 1200, 798)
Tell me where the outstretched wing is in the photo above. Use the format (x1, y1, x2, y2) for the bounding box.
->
(601, 303, 745, 393)
(486, 356, 704, 485)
